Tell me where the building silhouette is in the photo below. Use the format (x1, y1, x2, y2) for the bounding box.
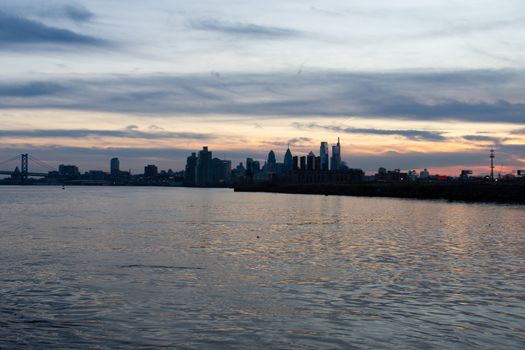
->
(330, 138, 341, 170)
(307, 151, 316, 171)
(110, 158, 120, 177)
(212, 158, 231, 185)
(144, 164, 158, 178)
(184, 147, 232, 187)
(320, 142, 329, 171)
(246, 158, 261, 174)
(59, 164, 80, 178)
(265, 150, 277, 173)
(283, 146, 293, 173)
(299, 156, 306, 170)
(196, 146, 212, 186)
(184, 152, 198, 186)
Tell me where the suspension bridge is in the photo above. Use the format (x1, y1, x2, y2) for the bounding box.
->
(0, 154, 57, 182)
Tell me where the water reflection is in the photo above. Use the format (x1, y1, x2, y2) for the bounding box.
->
(0, 187, 524, 349)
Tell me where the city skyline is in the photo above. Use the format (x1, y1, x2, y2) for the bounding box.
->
(0, 137, 515, 178)
(1, 140, 509, 182)
(2, 3, 525, 349)
(0, 1, 524, 175)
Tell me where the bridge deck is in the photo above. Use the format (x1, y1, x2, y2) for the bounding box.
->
(0, 171, 48, 177)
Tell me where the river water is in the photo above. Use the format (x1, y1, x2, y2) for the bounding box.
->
(0, 186, 524, 349)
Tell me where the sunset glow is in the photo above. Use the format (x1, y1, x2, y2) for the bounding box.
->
(1, 0, 524, 175)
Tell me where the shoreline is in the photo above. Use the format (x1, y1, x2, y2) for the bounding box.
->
(234, 182, 525, 204)
(2, 182, 525, 205)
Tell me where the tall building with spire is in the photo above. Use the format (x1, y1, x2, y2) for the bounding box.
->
(330, 137, 341, 171)
(320, 142, 329, 171)
(283, 145, 293, 172)
(266, 150, 277, 173)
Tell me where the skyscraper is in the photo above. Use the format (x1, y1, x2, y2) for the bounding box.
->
(307, 151, 316, 171)
(246, 158, 254, 173)
(292, 156, 299, 171)
(110, 157, 120, 177)
(196, 146, 212, 186)
(320, 142, 329, 171)
(266, 150, 277, 173)
(330, 137, 341, 171)
(283, 146, 293, 172)
(300, 156, 306, 170)
(211, 158, 231, 185)
(184, 152, 198, 186)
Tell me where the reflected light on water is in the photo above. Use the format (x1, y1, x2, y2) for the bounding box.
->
(0, 187, 524, 349)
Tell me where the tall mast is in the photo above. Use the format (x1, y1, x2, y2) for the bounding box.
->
(490, 149, 495, 180)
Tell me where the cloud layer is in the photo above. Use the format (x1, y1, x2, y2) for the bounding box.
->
(293, 122, 446, 141)
(1, 70, 524, 124)
(1, 1, 524, 174)
(189, 18, 300, 39)
(0, 127, 213, 141)
(0, 10, 105, 47)
(62, 4, 94, 23)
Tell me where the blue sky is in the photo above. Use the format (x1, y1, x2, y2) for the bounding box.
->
(0, 0, 524, 174)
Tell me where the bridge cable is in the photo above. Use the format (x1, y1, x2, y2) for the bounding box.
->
(0, 155, 23, 168)
(28, 155, 57, 172)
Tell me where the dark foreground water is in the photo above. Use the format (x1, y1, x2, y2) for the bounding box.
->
(0, 186, 524, 349)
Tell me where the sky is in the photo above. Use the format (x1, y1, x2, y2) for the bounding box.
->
(0, 0, 524, 175)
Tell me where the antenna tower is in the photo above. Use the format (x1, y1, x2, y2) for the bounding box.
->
(490, 149, 495, 180)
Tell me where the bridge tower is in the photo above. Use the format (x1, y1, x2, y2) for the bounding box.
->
(21, 153, 28, 183)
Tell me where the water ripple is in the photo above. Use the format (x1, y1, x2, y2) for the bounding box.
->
(1, 187, 524, 349)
